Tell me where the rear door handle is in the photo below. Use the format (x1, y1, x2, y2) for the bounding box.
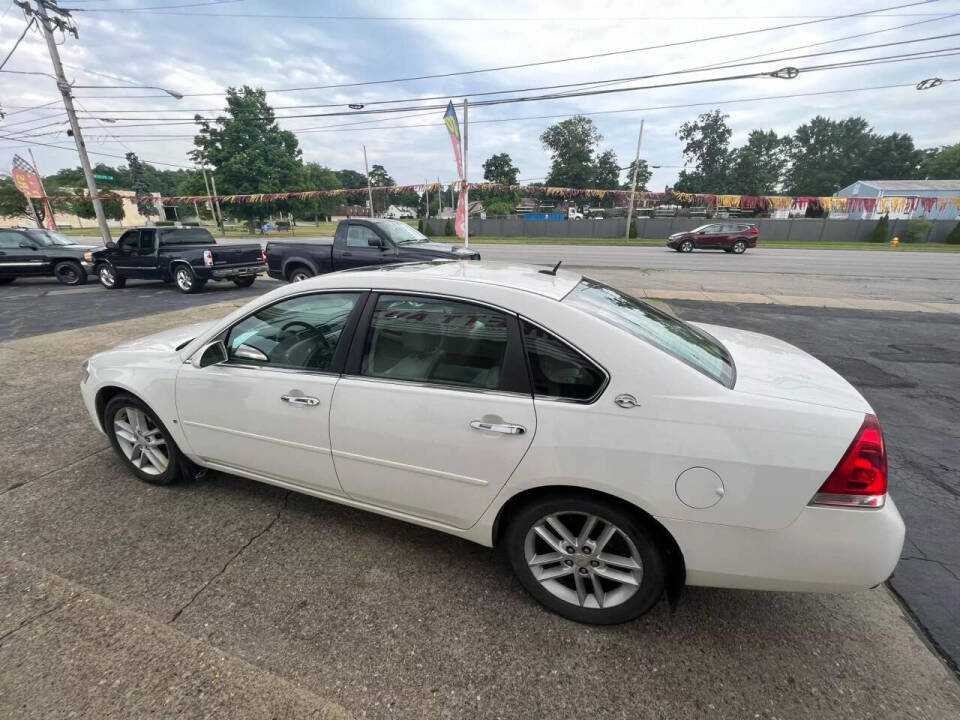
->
(470, 421, 526, 435)
(281, 394, 320, 407)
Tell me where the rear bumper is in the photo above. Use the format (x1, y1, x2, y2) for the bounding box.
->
(208, 263, 266, 279)
(660, 496, 905, 592)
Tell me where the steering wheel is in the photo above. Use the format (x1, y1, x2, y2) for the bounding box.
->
(279, 319, 332, 366)
(280, 320, 313, 335)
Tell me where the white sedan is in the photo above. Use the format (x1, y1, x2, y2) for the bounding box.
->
(80, 261, 904, 624)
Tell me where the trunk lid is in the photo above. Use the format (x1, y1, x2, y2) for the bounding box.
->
(693, 322, 872, 414)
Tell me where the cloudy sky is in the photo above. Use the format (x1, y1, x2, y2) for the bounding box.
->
(1, 0, 959, 192)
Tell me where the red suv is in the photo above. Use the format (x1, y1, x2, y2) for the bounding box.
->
(666, 222, 759, 253)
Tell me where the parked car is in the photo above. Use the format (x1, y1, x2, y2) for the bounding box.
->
(80, 261, 903, 624)
(266, 218, 479, 282)
(0, 227, 100, 286)
(86, 227, 265, 293)
(667, 222, 759, 253)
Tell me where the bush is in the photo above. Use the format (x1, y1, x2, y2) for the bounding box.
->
(155, 220, 175, 226)
(945, 222, 960, 244)
(628, 220, 638, 239)
(903, 218, 932, 243)
(444, 219, 454, 236)
(870, 214, 889, 243)
(417, 218, 423, 233)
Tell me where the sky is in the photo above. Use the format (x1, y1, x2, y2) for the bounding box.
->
(1, 0, 959, 194)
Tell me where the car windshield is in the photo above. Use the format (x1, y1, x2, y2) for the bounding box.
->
(26, 230, 77, 246)
(564, 278, 736, 387)
(376, 220, 429, 245)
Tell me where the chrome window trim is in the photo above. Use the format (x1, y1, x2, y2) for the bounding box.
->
(338, 373, 532, 400)
(211, 362, 342, 379)
(517, 314, 610, 406)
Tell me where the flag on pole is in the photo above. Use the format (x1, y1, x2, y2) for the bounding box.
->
(11, 155, 43, 198)
(442, 102, 466, 239)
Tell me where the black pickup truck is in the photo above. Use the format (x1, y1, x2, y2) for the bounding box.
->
(266, 218, 479, 282)
(86, 227, 266, 294)
(0, 227, 100, 286)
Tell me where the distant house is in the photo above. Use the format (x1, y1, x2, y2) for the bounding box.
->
(515, 197, 538, 214)
(383, 204, 417, 219)
(836, 179, 960, 220)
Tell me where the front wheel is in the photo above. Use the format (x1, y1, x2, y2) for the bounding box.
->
(731, 240, 747, 254)
(288, 266, 313, 283)
(97, 263, 126, 289)
(505, 494, 666, 624)
(174, 265, 206, 294)
(54, 260, 87, 286)
(104, 393, 189, 486)
(679, 239, 694, 253)
(232, 275, 256, 288)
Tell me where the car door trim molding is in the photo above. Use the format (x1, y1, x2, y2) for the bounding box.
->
(182, 419, 332, 455)
(330, 446, 489, 487)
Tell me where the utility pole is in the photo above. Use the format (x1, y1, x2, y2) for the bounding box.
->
(33, 0, 111, 244)
(200, 165, 214, 222)
(362, 145, 374, 217)
(208, 171, 224, 234)
(462, 98, 469, 248)
(425, 180, 429, 220)
(624, 119, 645, 243)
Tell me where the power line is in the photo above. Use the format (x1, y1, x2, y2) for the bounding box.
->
(0, 16, 36, 72)
(0, 131, 194, 168)
(72, 0, 942, 97)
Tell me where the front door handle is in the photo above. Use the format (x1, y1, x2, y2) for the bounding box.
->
(470, 420, 526, 435)
(281, 394, 320, 407)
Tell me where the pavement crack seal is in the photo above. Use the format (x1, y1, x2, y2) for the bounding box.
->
(0, 447, 111, 498)
(0, 593, 85, 647)
(167, 490, 291, 625)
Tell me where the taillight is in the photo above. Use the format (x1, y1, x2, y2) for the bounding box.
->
(811, 414, 887, 508)
(261, 248, 267, 264)
(750, 225, 759, 234)
(203, 249, 213, 267)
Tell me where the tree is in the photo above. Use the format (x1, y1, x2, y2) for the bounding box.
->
(482, 153, 519, 185)
(367, 164, 393, 188)
(191, 86, 302, 232)
(0, 177, 36, 222)
(296, 163, 341, 223)
(726, 130, 787, 195)
(622, 158, 652, 191)
(673, 110, 732, 193)
(541, 116, 602, 188)
(921, 143, 960, 179)
(593, 149, 621, 189)
(125, 152, 156, 217)
(944, 222, 960, 244)
(68, 188, 125, 223)
(335, 169, 369, 207)
(863, 132, 922, 180)
(871, 214, 889, 243)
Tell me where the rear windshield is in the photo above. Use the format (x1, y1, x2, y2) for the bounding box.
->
(159, 228, 215, 246)
(564, 278, 735, 387)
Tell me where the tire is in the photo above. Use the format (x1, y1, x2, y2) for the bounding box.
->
(232, 275, 256, 288)
(173, 264, 206, 294)
(679, 239, 694, 253)
(104, 393, 192, 486)
(504, 493, 666, 624)
(287, 265, 313, 283)
(97, 263, 126, 289)
(54, 260, 87, 286)
(731, 240, 747, 254)
(0, 277, 14, 285)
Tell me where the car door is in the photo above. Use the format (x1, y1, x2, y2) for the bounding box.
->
(696, 224, 721, 248)
(111, 230, 143, 277)
(129, 230, 158, 277)
(329, 292, 536, 528)
(339, 223, 394, 269)
(0, 230, 46, 277)
(175, 290, 366, 495)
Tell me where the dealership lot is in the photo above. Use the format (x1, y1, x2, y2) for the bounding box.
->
(1, 264, 959, 718)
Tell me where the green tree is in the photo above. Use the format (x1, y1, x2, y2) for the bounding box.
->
(191, 86, 302, 232)
(68, 188, 125, 222)
(297, 162, 341, 223)
(726, 130, 787, 195)
(944, 222, 960, 244)
(444, 218, 454, 236)
(124, 152, 156, 217)
(673, 110, 732, 193)
(541, 115, 602, 188)
(622, 158, 652, 191)
(871, 214, 889, 243)
(921, 143, 960, 178)
(903, 217, 931, 243)
(482, 153, 520, 185)
(593, 149, 621, 189)
(864, 132, 922, 180)
(0, 177, 36, 222)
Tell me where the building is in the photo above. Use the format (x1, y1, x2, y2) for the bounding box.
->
(0, 190, 161, 229)
(383, 205, 417, 219)
(836, 179, 960, 220)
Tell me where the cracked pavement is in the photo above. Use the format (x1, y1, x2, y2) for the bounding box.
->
(1, 269, 959, 718)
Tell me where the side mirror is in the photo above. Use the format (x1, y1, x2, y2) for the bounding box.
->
(368, 237, 387, 249)
(106, 241, 117, 249)
(195, 341, 227, 368)
(233, 343, 268, 362)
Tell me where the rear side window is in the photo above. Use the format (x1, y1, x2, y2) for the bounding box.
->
(159, 228, 215, 246)
(521, 320, 605, 402)
(361, 294, 509, 390)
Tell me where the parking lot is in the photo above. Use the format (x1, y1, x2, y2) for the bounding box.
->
(1, 257, 959, 718)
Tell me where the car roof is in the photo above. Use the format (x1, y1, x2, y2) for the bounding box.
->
(309, 260, 583, 301)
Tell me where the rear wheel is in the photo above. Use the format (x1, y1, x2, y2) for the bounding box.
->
(54, 260, 87, 286)
(505, 494, 666, 624)
(731, 239, 747, 254)
(287, 265, 313, 283)
(679, 239, 694, 253)
(97, 263, 126, 289)
(174, 265, 206, 294)
(232, 275, 256, 288)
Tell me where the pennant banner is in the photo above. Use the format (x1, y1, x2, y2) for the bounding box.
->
(443, 101, 464, 183)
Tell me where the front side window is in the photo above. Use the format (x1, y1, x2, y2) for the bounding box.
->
(26, 230, 76, 246)
(117, 231, 139, 253)
(0, 231, 24, 249)
(346, 224, 382, 248)
(521, 320, 605, 401)
(374, 220, 429, 245)
(565, 278, 735, 387)
(225, 292, 361, 371)
(361, 294, 508, 390)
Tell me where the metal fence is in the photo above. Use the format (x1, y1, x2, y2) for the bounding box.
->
(423, 216, 959, 242)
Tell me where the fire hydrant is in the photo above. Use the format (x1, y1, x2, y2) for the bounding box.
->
(890, 236, 899, 248)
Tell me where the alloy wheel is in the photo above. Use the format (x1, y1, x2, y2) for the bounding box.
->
(732, 241, 746, 254)
(99, 265, 115, 286)
(113, 406, 169, 476)
(176, 268, 193, 291)
(524, 512, 643, 610)
(290, 269, 311, 282)
(680, 240, 693, 253)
